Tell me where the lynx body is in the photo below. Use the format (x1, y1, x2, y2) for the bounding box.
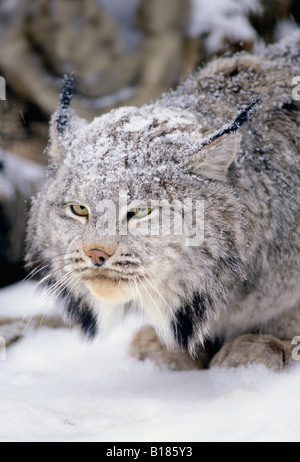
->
(26, 33, 300, 370)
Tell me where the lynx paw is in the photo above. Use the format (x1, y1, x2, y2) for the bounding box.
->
(210, 334, 292, 372)
(129, 325, 207, 371)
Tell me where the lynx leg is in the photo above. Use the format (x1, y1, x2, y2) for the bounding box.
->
(129, 326, 208, 370)
(210, 334, 293, 372)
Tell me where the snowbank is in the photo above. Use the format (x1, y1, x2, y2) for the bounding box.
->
(0, 282, 300, 442)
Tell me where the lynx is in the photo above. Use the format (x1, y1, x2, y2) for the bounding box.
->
(26, 32, 300, 371)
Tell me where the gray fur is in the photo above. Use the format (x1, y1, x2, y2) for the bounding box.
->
(26, 32, 300, 366)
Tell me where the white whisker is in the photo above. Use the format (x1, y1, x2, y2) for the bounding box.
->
(37, 272, 81, 330)
(21, 261, 73, 326)
(140, 266, 174, 318)
(137, 277, 168, 331)
(33, 262, 73, 289)
(23, 252, 75, 282)
(133, 278, 144, 311)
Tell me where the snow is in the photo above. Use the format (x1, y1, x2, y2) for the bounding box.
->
(0, 281, 57, 319)
(1, 282, 300, 442)
(58, 104, 204, 206)
(274, 19, 300, 42)
(189, 0, 261, 53)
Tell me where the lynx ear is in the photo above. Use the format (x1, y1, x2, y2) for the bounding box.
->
(49, 75, 75, 160)
(190, 134, 240, 180)
(190, 97, 260, 180)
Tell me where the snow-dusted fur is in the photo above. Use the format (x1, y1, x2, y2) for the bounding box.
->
(26, 33, 300, 369)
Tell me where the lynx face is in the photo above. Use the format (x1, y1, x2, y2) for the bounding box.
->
(26, 80, 255, 353)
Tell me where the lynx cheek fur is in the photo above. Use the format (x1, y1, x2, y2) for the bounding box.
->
(26, 33, 300, 371)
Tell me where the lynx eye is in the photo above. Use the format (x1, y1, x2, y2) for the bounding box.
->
(70, 205, 89, 217)
(130, 207, 152, 219)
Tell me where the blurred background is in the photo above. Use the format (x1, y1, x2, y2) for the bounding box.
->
(0, 0, 299, 288)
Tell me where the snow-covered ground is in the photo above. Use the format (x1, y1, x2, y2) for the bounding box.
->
(0, 282, 300, 442)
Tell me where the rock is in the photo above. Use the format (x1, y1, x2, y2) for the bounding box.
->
(184, 0, 299, 74)
(249, 0, 295, 43)
(0, 316, 64, 348)
(0, 149, 45, 287)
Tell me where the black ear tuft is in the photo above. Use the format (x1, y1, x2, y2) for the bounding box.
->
(199, 96, 261, 150)
(226, 96, 261, 134)
(189, 97, 261, 180)
(57, 75, 75, 136)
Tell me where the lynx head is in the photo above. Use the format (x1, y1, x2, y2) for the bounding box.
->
(26, 77, 259, 354)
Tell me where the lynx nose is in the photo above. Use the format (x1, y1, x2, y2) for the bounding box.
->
(86, 249, 111, 267)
